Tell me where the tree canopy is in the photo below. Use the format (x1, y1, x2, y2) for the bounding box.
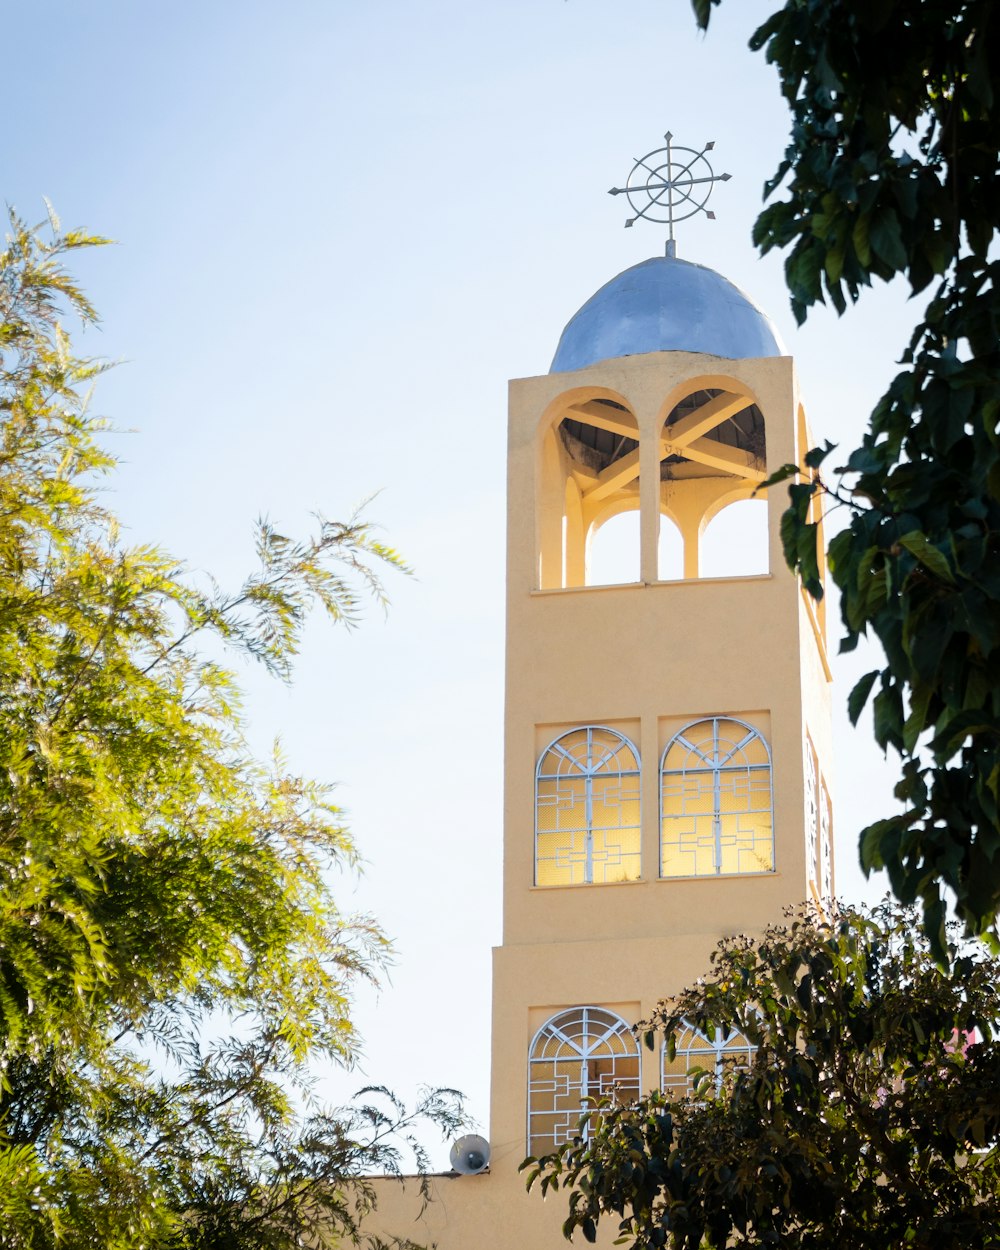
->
(692, 0, 1000, 956)
(525, 903, 1000, 1250)
(0, 209, 461, 1248)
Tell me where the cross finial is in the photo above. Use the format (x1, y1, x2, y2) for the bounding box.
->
(609, 132, 732, 256)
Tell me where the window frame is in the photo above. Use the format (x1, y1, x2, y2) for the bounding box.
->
(659, 716, 774, 879)
(819, 775, 833, 898)
(661, 1020, 757, 1097)
(805, 733, 819, 892)
(527, 1005, 640, 1156)
(534, 725, 642, 887)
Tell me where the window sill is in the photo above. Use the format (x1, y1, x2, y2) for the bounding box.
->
(531, 877, 646, 892)
(531, 870, 779, 891)
(530, 574, 774, 597)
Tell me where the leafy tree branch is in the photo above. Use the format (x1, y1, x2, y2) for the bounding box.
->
(696, 0, 1000, 956)
(0, 209, 458, 1248)
(527, 903, 1000, 1250)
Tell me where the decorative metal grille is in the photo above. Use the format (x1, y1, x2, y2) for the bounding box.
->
(805, 734, 819, 891)
(528, 1007, 640, 1156)
(819, 777, 833, 898)
(536, 727, 641, 886)
(661, 1021, 756, 1096)
(660, 717, 773, 877)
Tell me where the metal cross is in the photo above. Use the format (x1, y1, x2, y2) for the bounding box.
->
(609, 133, 731, 257)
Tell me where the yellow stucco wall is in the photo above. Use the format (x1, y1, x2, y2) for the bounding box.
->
(358, 347, 834, 1250)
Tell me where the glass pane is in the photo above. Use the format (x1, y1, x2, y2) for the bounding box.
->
(536, 830, 588, 886)
(591, 827, 640, 883)
(590, 775, 640, 828)
(662, 1025, 756, 1098)
(616, 797, 641, 828)
(589, 1055, 640, 1101)
(740, 733, 770, 767)
(536, 727, 641, 887)
(589, 727, 630, 771)
(661, 814, 717, 877)
(718, 769, 749, 812)
(661, 719, 773, 877)
(819, 779, 833, 895)
(718, 813, 773, 874)
(539, 734, 588, 778)
(661, 1050, 691, 1094)
(537, 775, 587, 829)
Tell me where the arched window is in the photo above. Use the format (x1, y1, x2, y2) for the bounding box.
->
(805, 735, 819, 892)
(658, 386, 768, 581)
(528, 1006, 640, 1156)
(661, 1021, 756, 1096)
(535, 727, 641, 886)
(536, 392, 639, 590)
(660, 717, 773, 877)
(819, 777, 833, 898)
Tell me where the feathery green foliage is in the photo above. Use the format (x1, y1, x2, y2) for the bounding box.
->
(0, 209, 462, 1249)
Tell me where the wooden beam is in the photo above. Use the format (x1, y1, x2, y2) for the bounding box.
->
(570, 464, 599, 490)
(666, 391, 753, 449)
(666, 435, 767, 482)
(562, 401, 638, 441)
(582, 447, 641, 503)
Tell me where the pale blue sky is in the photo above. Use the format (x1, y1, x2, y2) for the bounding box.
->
(7, 1, 916, 1163)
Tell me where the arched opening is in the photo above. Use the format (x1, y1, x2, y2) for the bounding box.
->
(536, 391, 640, 590)
(656, 384, 767, 581)
(700, 497, 769, 578)
(587, 510, 640, 586)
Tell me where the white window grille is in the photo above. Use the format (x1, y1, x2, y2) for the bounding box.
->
(819, 776, 833, 897)
(535, 727, 641, 886)
(660, 717, 773, 877)
(805, 734, 819, 891)
(527, 1006, 639, 1156)
(661, 1021, 756, 1096)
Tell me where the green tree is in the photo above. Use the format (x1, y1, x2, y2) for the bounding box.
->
(0, 209, 462, 1249)
(525, 903, 1000, 1249)
(693, 0, 1000, 956)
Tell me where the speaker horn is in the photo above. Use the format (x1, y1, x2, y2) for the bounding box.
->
(449, 1133, 490, 1175)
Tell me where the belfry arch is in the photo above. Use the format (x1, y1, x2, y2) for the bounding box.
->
(536, 386, 640, 589)
(656, 380, 768, 580)
(535, 380, 771, 589)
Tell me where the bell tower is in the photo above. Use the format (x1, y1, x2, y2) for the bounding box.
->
(491, 247, 834, 1175)
(365, 138, 834, 1250)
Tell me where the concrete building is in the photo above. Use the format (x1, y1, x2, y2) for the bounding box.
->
(366, 247, 834, 1248)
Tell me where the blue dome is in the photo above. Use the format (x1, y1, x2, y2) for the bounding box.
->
(550, 256, 784, 373)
